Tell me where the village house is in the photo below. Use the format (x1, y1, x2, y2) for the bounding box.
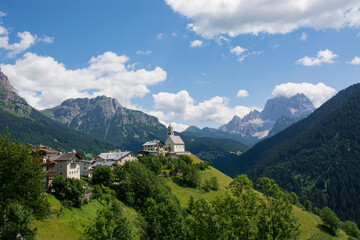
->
(165, 124, 186, 153)
(95, 151, 137, 165)
(52, 151, 82, 179)
(79, 159, 92, 178)
(142, 140, 165, 154)
(35, 145, 60, 188)
(90, 160, 118, 171)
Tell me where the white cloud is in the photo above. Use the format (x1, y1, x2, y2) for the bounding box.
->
(230, 46, 249, 62)
(39, 35, 54, 44)
(237, 55, 246, 62)
(157, 33, 165, 40)
(296, 49, 338, 66)
(171, 32, 177, 37)
(236, 89, 249, 98)
(0, 20, 53, 57)
(136, 50, 153, 55)
(0, 31, 37, 57)
(165, 122, 189, 132)
(190, 39, 203, 47)
(151, 90, 256, 124)
(347, 56, 360, 65)
(0, 11, 6, 17)
(2, 51, 167, 110)
(300, 32, 308, 41)
(165, 0, 360, 38)
(272, 82, 336, 108)
(230, 46, 247, 56)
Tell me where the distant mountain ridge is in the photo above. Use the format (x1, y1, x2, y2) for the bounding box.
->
(219, 93, 315, 140)
(42, 96, 166, 151)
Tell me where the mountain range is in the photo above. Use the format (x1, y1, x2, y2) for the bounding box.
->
(0, 71, 119, 156)
(219, 93, 315, 141)
(42, 96, 166, 151)
(0, 70, 246, 158)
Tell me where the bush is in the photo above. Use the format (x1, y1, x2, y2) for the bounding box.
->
(51, 176, 85, 208)
(341, 220, 360, 238)
(304, 200, 313, 212)
(319, 207, 340, 235)
(83, 200, 133, 240)
(92, 165, 114, 187)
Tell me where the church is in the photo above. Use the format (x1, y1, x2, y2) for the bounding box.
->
(165, 124, 186, 153)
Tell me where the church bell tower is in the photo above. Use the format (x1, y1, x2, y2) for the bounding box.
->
(167, 124, 174, 137)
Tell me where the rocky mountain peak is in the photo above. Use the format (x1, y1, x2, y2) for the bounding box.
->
(0, 70, 31, 115)
(219, 93, 316, 140)
(0, 70, 17, 93)
(46, 95, 124, 124)
(260, 93, 315, 121)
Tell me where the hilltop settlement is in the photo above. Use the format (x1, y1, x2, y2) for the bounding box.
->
(38, 123, 189, 188)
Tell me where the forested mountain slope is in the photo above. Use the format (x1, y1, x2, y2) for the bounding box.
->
(223, 83, 360, 224)
(42, 96, 166, 151)
(0, 70, 120, 156)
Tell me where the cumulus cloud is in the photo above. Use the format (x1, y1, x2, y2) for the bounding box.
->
(230, 46, 247, 56)
(157, 33, 165, 40)
(236, 89, 249, 98)
(347, 56, 360, 65)
(300, 32, 308, 41)
(2, 51, 167, 109)
(0, 20, 53, 57)
(272, 82, 336, 108)
(0, 11, 6, 17)
(296, 49, 338, 66)
(165, 0, 360, 38)
(151, 90, 257, 124)
(190, 39, 203, 47)
(136, 50, 152, 55)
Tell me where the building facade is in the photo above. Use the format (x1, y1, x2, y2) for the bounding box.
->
(165, 124, 185, 153)
(53, 152, 82, 179)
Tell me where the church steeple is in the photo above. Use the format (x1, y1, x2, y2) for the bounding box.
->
(167, 124, 174, 137)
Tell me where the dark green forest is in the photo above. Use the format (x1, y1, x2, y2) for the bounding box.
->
(219, 83, 360, 225)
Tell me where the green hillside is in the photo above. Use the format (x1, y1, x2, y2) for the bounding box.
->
(33, 155, 350, 240)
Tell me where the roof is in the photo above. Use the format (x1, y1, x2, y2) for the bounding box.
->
(91, 161, 116, 168)
(167, 135, 184, 145)
(142, 140, 165, 146)
(53, 152, 82, 161)
(98, 151, 132, 161)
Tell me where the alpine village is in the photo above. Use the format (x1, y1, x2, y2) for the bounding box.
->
(2, 2, 360, 240)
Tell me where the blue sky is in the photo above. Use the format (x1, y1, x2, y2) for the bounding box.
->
(0, 0, 360, 130)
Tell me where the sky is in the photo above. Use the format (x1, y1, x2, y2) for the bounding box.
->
(0, 0, 360, 131)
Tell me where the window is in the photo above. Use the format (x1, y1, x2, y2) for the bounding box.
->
(60, 172, 62, 175)
(60, 165, 62, 168)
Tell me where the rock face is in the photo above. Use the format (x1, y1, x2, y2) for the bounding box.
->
(0, 70, 31, 115)
(219, 94, 315, 139)
(43, 96, 166, 151)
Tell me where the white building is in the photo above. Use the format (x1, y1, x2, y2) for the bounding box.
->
(95, 151, 137, 165)
(165, 124, 186, 153)
(142, 140, 165, 154)
(53, 152, 82, 179)
(79, 160, 91, 178)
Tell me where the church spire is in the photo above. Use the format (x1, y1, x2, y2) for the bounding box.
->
(167, 124, 174, 137)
